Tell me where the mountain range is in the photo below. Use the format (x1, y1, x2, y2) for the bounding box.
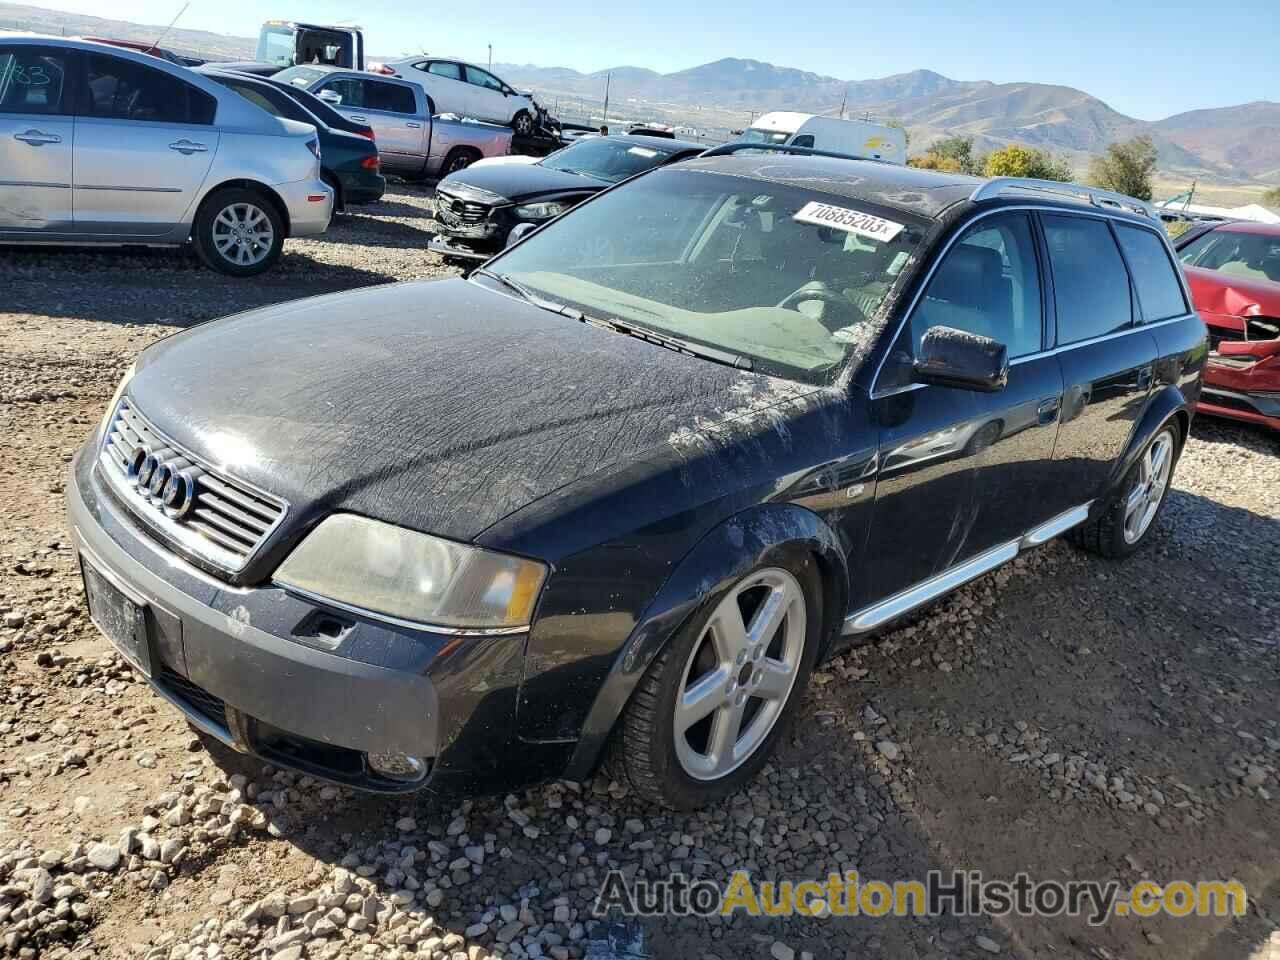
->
(2, 3, 1275, 187)
(495, 58, 1277, 184)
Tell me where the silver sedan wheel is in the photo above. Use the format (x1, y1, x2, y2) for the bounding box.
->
(1123, 428, 1175, 544)
(212, 202, 274, 267)
(674, 567, 807, 781)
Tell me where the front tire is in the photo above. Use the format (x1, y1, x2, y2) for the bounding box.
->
(612, 552, 822, 809)
(512, 110, 534, 137)
(193, 188, 284, 277)
(1068, 423, 1181, 558)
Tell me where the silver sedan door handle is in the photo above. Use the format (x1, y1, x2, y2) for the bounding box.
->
(14, 129, 61, 146)
(406, 121, 422, 128)
(168, 139, 207, 155)
(348, 115, 368, 122)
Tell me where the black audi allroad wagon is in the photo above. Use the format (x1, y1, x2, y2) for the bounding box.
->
(69, 149, 1206, 808)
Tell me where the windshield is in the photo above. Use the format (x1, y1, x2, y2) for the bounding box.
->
(541, 138, 675, 184)
(256, 26, 297, 67)
(274, 66, 328, 89)
(741, 127, 792, 145)
(1178, 227, 1280, 283)
(486, 169, 924, 384)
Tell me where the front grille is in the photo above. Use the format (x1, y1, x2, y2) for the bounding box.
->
(436, 190, 491, 224)
(158, 664, 228, 728)
(98, 397, 287, 575)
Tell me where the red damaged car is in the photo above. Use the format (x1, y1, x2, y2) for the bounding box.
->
(1174, 221, 1280, 432)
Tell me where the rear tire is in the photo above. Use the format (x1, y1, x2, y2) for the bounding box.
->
(442, 148, 480, 176)
(611, 550, 822, 809)
(1068, 423, 1181, 558)
(192, 187, 284, 277)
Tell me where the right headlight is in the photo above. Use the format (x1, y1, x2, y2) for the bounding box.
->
(274, 514, 547, 632)
(514, 201, 567, 220)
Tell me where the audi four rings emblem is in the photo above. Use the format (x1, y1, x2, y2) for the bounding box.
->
(128, 444, 200, 518)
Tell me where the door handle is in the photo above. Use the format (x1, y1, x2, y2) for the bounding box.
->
(1037, 397, 1061, 425)
(406, 122, 422, 128)
(169, 139, 207, 155)
(14, 130, 61, 146)
(348, 115, 368, 122)
(1136, 365, 1154, 390)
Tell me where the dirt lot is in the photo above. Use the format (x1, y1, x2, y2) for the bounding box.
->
(1, 184, 1278, 960)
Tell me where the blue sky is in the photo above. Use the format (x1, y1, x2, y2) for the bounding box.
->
(58, 0, 1279, 120)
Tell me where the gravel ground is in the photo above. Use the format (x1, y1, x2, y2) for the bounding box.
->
(1, 184, 1278, 960)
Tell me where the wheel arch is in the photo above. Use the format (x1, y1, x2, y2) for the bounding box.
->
(562, 502, 848, 781)
(195, 179, 292, 237)
(1105, 384, 1190, 502)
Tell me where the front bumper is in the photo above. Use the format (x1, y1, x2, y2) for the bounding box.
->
(427, 235, 496, 262)
(276, 177, 333, 237)
(66, 442, 572, 794)
(1199, 355, 1280, 432)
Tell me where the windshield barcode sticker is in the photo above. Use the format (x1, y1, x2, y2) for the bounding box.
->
(793, 201, 905, 242)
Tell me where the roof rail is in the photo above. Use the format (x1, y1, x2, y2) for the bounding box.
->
(699, 141, 889, 164)
(971, 177, 1155, 220)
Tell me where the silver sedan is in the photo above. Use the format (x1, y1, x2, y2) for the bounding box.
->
(0, 35, 332, 275)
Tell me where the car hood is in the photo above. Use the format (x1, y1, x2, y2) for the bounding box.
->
(1184, 264, 1280, 322)
(128, 278, 817, 547)
(440, 162, 605, 203)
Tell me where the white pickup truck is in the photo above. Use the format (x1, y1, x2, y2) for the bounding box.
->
(275, 65, 513, 178)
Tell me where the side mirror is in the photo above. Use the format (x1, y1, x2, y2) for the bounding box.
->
(913, 325, 1009, 392)
(506, 222, 537, 247)
(317, 90, 342, 105)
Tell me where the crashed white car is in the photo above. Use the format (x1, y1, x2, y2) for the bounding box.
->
(376, 57, 537, 136)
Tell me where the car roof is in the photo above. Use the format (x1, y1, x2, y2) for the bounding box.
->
(673, 154, 983, 220)
(1209, 220, 1280, 237)
(611, 134, 704, 154)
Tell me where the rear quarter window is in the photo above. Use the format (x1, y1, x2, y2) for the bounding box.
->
(367, 81, 415, 114)
(1115, 225, 1188, 322)
(1042, 214, 1133, 344)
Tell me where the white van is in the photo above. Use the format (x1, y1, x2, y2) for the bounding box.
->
(740, 112, 906, 164)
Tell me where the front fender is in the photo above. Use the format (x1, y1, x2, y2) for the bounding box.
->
(561, 503, 847, 781)
(1104, 383, 1190, 500)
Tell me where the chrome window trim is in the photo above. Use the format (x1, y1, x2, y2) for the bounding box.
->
(842, 500, 1093, 634)
(867, 203, 1195, 400)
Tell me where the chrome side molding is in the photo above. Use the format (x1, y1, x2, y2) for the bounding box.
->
(842, 501, 1094, 635)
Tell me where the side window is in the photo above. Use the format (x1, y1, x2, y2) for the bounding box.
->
(83, 54, 213, 124)
(464, 65, 503, 92)
(224, 81, 283, 118)
(427, 61, 462, 81)
(910, 214, 1043, 359)
(319, 78, 364, 108)
(1115, 225, 1188, 322)
(366, 80, 415, 115)
(790, 134, 815, 148)
(0, 47, 70, 115)
(1041, 215, 1133, 344)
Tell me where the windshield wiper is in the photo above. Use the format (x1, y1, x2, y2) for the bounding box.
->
(475, 269, 582, 320)
(587, 315, 754, 371)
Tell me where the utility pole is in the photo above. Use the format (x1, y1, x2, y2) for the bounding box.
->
(488, 44, 492, 68)
(602, 72, 611, 126)
(839, 86, 847, 120)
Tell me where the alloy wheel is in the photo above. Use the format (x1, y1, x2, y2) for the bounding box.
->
(674, 568, 806, 780)
(212, 202, 275, 267)
(1123, 428, 1175, 544)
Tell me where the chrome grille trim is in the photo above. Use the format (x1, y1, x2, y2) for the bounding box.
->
(436, 189, 492, 224)
(97, 397, 287, 575)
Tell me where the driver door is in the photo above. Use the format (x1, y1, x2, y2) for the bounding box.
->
(859, 212, 1064, 611)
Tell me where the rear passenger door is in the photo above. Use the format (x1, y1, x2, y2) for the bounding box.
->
(864, 212, 1063, 608)
(0, 44, 76, 236)
(1039, 213, 1158, 506)
(73, 52, 218, 237)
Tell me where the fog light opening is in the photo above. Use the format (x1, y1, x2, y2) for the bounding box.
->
(367, 751, 428, 782)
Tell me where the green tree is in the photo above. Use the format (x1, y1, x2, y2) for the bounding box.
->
(1088, 135, 1158, 201)
(1263, 186, 1280, 209)
(932, 135, 980, 174)
(983, 144, 1074, 182)
(908, 151, 964, 173)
